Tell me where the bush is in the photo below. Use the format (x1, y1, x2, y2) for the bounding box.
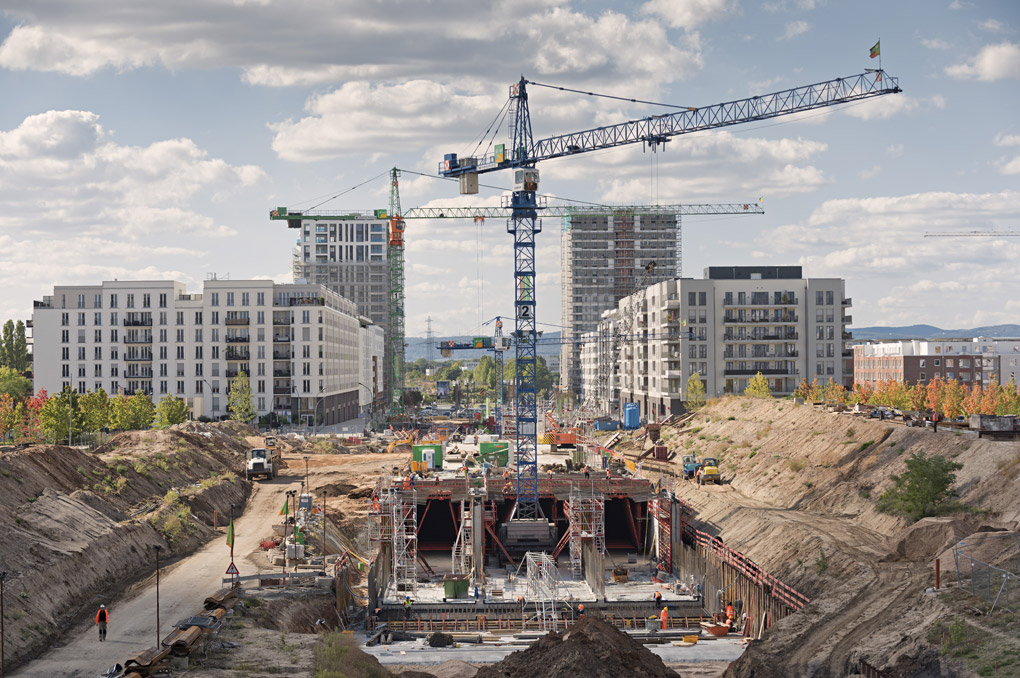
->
(876, 452, 964, 521)
(788, 459, 806, 472)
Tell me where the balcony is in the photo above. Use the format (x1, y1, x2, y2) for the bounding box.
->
(225, 349, 250, 361)
(225, 317, 250, 326)
(842, 298, 852, 306)
(273, 369, 292, 377)
(843, 315, 853, 324)
(843, 331, 853, 340)
(123, 318, 152, 327)
(33, 299, 52, 309)
(724, 296, 798, 307)
(273, 386, 292, 395)
(843, 350, 854, 358)
(273, 334, 292, 342)
(124, 352, 153, 362)
(125, 371, 153, 379)
(282, 297, 324, 307)
(273, 351, 293, 360)
(724, 368, 795, 376)
(123, 335, 152, 344)
(225, 335, 250, 343)
(272, 318, 290, 326)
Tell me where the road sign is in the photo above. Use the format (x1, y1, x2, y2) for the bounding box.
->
(225, 562, 239, 576)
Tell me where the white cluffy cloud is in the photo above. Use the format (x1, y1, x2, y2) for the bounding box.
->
(0, 110, 265, 320)
(995, 132, 1020, 174)
(750, 190, 1020, 326)
(0, 1, 701, 91)
(641, 0, 740, 29)
(779, 21, 810, 41)
(945, 42, 1020, 81)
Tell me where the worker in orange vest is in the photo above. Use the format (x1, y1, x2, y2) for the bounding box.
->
(95, 604, 109, 641)
(660, 606, 668, 630)
(653, 590, 662, 605)
(726, 601, 735, 629)
(578, 603, 585, 618)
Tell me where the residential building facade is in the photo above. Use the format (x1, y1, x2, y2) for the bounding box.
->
(580, 266, 851, 418)
(32, 279, 383, 425)
(560, 210, 678, 395)
(853, 338, 1020, 389)
(359, 316, 386, 416)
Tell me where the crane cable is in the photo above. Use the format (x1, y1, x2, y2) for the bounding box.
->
(524, 79, 697, 111)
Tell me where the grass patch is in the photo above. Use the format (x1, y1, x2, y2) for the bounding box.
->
(788, 459, 806, 473)
(803, 481, 814, 489)
(748, 451, 756, 459)
(815, 548, 828, 574)
(846, 427, 855, 438)
(996, 450, 1020, 480)
(857, 440, 875, 453)
(727, 416, 736, 421)
(314, 631, 390, 678)
(859, 487, 872, 499)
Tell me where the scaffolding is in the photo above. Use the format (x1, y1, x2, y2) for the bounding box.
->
(567, 489, 606, 579)
(654, 493, 672, 575)
(525, 552, 561, 632)
(451, 498, 472, 576)
(391, 489, 418, 594)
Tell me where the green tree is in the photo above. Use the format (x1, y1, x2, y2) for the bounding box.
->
(12, 321, 27, 372)
(39, 389, 83, 444)
(0, 320, 12, 368)
(155, 395, 189, 428)
(744, 372, 772, 398)
(686, 372, 706, 409)
(0, 366, 32, 399)
(127, 392, 156, 429)
(227, 371, 257, 424)
(876, 452, 964, 521)
(473, 355, 494, 390)
(79, 389, 110, 433)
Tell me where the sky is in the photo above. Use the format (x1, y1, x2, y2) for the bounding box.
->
(1, 0, 1019, 340)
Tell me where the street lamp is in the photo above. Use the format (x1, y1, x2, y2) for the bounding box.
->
(312, 388, 326, 437)
(1, 570, 6, 678)
(153, 545, 162, 646)
(283, 489, 297, 575)
(321, 489, 328, 573)
(304, 455, 310, 483)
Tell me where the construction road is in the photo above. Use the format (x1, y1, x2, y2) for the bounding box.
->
(12, 473, 298, 678)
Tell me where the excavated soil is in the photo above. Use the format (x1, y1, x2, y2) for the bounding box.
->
(623, 397, 1020, 677)
(0, 422, 254, 669)
(474, 615, 680, 678)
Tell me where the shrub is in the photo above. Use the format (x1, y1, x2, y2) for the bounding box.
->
(788, 459, 806, 472)
(815, 548, 829, 574)
(876, 452, 964, 521)
(858, 440, 874, 453)
(846, 427, 856, 438)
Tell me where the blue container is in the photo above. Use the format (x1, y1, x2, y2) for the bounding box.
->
(623, 403, 640, 430)
(594, 419, 620, 431)
(444, 153, 458, 170)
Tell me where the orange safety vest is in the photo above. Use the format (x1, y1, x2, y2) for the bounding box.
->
(95, 608, 109, 624)
(660, 608, 668, 628)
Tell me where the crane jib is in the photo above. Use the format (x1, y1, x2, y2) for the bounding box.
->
(438, 71, 900, 177)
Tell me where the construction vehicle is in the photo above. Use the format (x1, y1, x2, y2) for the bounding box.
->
(698, 457, 721, 485)
(245, 447, 281, 481)
(681, 454, 701, 480)
(264, 435, 277, 449)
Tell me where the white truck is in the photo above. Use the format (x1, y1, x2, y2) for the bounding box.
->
(245, 447, 281, 481)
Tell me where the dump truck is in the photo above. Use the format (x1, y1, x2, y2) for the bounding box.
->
(682, 454, 701, 480)
(264, 435, 277, 449)
(245, 447, 281, 481)
(697, 457, 721, 485)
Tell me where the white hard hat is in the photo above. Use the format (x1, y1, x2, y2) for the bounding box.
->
(100, 604, 105, 608)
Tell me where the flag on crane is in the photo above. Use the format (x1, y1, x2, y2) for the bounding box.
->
(870, 40, 880, 58)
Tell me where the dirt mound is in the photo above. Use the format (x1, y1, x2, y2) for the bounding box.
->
(474, 616, 679, 678)
(244, 589, 340, 633)
(427, 660, 479, 678)
(884, 516, 981, 562)
(935, 529, 1020, 572)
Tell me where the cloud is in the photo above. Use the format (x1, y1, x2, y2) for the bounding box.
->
(887, 143, 904, 156)
(842, 94, 944, 121)
(779, 21, 810, 41)
(0, 110, 267, 320)
(978, 19, 1007, 33)
(946, 42, 1020, 81)
(748, 190, 1020, 325)
(921, 37, 952, 50)
(641, 0, 739, 28)
(995, 133, 1020, 147)
(995, 132, 1020, 174)
(859, 165, 881, 179)
(0, 1, 702, 91)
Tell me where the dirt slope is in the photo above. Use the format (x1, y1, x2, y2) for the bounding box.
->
(637, 397, 1020, 676)
(0, 422, 252, 670)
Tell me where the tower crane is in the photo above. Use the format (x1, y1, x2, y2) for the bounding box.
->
(437, 316, 512, 430)
(437, 70, 901, 522)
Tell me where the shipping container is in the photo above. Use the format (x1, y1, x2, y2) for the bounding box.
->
(412, 444, 443, 470)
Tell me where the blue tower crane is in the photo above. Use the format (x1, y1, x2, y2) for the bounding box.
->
(439, 70, 901, 522)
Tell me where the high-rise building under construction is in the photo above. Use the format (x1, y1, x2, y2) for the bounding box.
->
(560, 212, 677, 395)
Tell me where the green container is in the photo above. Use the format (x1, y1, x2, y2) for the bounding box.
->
(374, 209, 388, 218)
(412, 444, 443, 470)
(479, 442, 509, 467)
(443, 575, 470, 599)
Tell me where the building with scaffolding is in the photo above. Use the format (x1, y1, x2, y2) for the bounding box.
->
(559, 211, 678, 396)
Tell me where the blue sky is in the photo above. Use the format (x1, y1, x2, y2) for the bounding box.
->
(1, 0, 1018, 338)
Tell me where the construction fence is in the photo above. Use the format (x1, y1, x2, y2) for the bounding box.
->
(951, 534, 1020, 613)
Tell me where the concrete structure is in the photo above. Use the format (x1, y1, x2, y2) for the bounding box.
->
(854, 338, 1020, 389)
(581, 266, 851, 418)
(292, 215, 391, 392)
(32, 279, 382, 425)
(560, 212, 677, 395)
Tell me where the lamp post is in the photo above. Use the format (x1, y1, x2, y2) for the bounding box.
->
(153, 545, 162, 646)
(321, 489, 328, 572)
(304, 455, 310, 484)
(283, 489, 297, 574)
(312, 388, 326, 437)
(1, 571, 7, 678)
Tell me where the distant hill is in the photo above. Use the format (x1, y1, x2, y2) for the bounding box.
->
(405, 331, 562, 362)
(851, 324, 1020, 341)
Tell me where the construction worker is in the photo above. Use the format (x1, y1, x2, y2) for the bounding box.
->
(653, 590, 662, 605)
(583, 466, 590, 480)
(503, 481, 513, 494)
(660, 606, 668, 630)
(403, 596, 412, 620)
(95, 604, 109, 641)
(605, 468, 611, 481)
(578, 603, 585, 617)
(726, 601, 735, 629)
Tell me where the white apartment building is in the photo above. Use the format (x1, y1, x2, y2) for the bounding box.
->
(32, 279, 384, 425)
(581, 266, 851, 419)
(854, 338, 1020, 389)
(359, 316, 386, 416)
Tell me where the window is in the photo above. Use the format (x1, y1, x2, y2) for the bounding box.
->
(816, 291, 824, 305)
(211, 312, 219, 325)
(919, 359, 926, 368)
(126, 294, 134, 308)
(699, 292, 706, 306)
(94, 329, 102, 342)
(256, 311, 265, 325)
(110, 312, 118, 326)
(195, 364, 203, 376)
(241, 292, 249, 306)
(934, 359, 941, 367)
(946, 359, 954, 367)
(211, 293, 219, 306)
(94, 312, 102, 325)
(212, 346, 219, 359)
(143, 293, 150, 308)
(826, 291, 834, 305)
(61, 312, 69, 326)
(177, 346, 185, 359)
(110, 294, 118, 308)
(94, 293, 102, 308)
(159, 312, 167, 326)
(94, 347, 102, 360)
(195, 346, 203, 359)
(226, 292, 234, 306)
(78, 312, 85, 326)
(195, 329, 203, 342)
(62, 347, 69, 360)
(176, 311, 184, 325)
(257, 292, 265, 306)
(159, 293, 167, 308)
(195, 311, 203, 325)
(177, 363, 185, 376)
(176, 329, 184, 342)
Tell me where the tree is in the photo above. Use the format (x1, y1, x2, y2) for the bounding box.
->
(997, 378, 1020, 416)
(940, 379, 965, 419)
(744, 372, 772, 398)
(155, 395, 189, 428)
(12, 321, 27, 372)
(127, 393, 155, 429)
(39, 389, 83, 444)
(686, 372, 706, 409)
(79, 389, 110, 433)
(962, 383, 983, 415)
(0, 393, 17, 439)
(17, 389, 47, 441)
(0, 320, 12, 368)
(0, 366, 32, 399)
(473, 355, 494, 391)
(876, 452, 964, 521)
(227, 371, 257, 424)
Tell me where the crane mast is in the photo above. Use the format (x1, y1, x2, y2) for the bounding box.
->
(438, 70, 901, 522)
(388, 169, 407, 420)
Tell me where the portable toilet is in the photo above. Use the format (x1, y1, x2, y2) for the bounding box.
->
(623, 403, 641, 430)
(413, 444, 443, 470)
